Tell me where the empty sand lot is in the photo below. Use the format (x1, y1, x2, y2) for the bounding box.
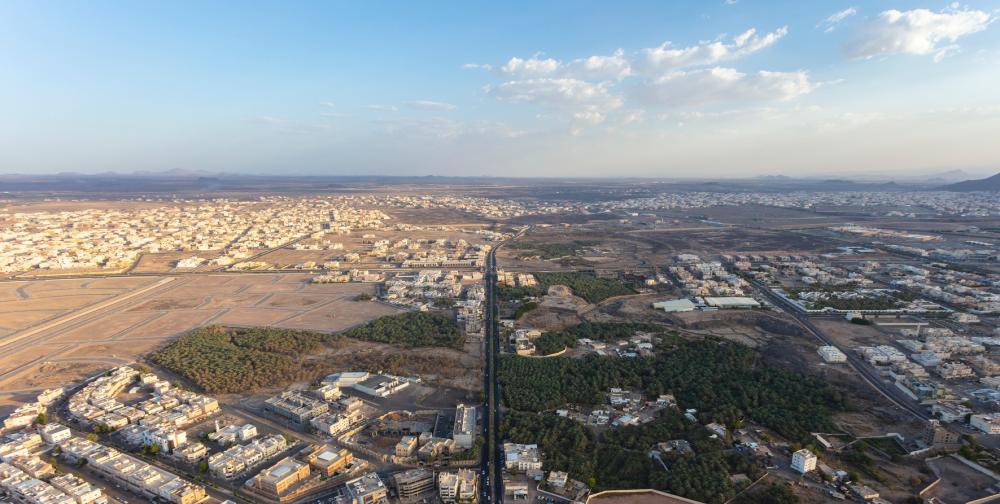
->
(0, 273, 400, 413)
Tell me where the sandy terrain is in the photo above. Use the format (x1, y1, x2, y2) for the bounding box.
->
(499, 227, 664, 272)
(0, 310, 66, 332)
(211, 307, 301, 326)
(130, 250, 228, 274)
(276, 298, 401, 331)
(0, 273, 403, 405)
(924, 455, 999, 503)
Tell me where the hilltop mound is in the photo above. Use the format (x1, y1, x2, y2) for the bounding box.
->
(939, 171, 1000, 192)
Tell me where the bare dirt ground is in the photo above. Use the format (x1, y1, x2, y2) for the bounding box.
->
(633, 226, 833, 256)
(0, 277, 161, 334)
(0, 273, 401, 405)
(312, 338, 482, 392)
(664, 203, 849, 230)
(0, 200, 175, 213)
(130, 250, 225, 273)
(755, 320, 930, 460)
(516, 287, 590, 331)
(925, 455, 999, 502)
(499, 224, 666, 272)
(812, 317, 895, 348)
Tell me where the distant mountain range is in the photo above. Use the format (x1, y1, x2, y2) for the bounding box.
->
(939, 172, 1000, 192)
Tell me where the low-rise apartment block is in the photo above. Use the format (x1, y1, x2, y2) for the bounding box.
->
(452, 404, 476, 449)
(791, 449, 817, 474)
(265, 391, 329, 425)
(391, 469, 434, 501)
(50, 473, 108, 504)
(344, 472, 388, 504)
(504, 443, 542, 472)
(305, 445, 353, 477)
(971, 413, 1000, 434)
(59, 437, 205, 504)
(438, 469, 477, 504)
(206, 434, 288, 479)
(246, 457, 310, 499)
(0, 461, 75, 504)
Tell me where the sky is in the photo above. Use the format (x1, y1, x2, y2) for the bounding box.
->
(2, 1, 999, 179)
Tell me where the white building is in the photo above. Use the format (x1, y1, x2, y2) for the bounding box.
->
(322, 371, 370, 388)
(438, 469, 477, 504)
(50, 473, 108, 504)
(40, 424, 72, 445)
(652, 299, 697, 313)
(971, 413, 1000, 435)
(817, 346, 847, 363)
(503, 443, 542, 472)
(208, 423, 257, 445)
(310, 412, 352, 437)
(452, 404, 476, 450)
(353, 375, 409, 398)
(703, 296, 760, 309)
(791, 449, 817, 474)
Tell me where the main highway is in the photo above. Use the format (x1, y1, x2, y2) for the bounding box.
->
(481, 240, 504, 503)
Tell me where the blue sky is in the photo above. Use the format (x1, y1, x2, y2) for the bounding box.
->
(2, 1, 999, 178)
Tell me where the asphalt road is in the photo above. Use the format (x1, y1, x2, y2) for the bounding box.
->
(481, 242, 502, 503)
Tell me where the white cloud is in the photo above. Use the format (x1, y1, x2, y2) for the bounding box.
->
(462, 63, 492, 71)
(565, 49, 633, 81)
(822, 7, 857, 32)
(320, 101, 336, 108)
(404, 100, 458, 111)
(827, 7, 858, 24)
(845, 7, 993, 61)
(368, 104, 399, 112)
(493, 78, 623, 113)
(640, 26, 788, 73)
(500, 56, 561, 77)
(497, 50, 632, 82)
(480, 26, 806, 129)
(634, 67, 815, 107)
(374, 116, 525, 140)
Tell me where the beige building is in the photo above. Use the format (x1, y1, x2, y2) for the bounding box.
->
(247, 457, 310, 498)
(306, 445, 353, 477)
(438, 469, 477, 503)
(394, 436, 417, 458)
(391, 469, 434, 501)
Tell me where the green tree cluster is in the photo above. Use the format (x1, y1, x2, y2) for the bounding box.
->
(533, 272, 635, 303)
(153, 313, 464, 393)
(499, 339, 846, 443)
(509, 240, 599, 259)
(534, 322, 670, 354)
(513, 301, 539, 320)
(343, 311, 464, 349)
(502, 409, 762, 503)
(498, 285, 545, 302)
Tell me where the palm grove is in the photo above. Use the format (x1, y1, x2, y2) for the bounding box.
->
(499, 332, 847, 503)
